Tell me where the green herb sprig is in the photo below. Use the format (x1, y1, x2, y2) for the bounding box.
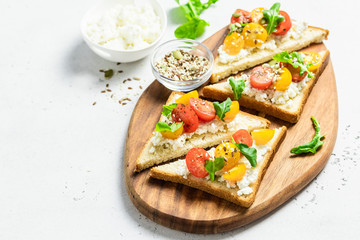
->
(273, 51, 314, 78)
(228, 77, 245, 100)
(213, 97, 232, 121)
(290, 116, 325, 154)
(174, 0, 218, 39)
(162, 103, 178, 117)
(155, 122, 183, 133)
(262, 2, 284, 34)
(205, 157, 225, 181)
(233, 141, 258, 167)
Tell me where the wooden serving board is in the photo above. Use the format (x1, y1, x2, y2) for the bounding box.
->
(124, 26, 338, 234)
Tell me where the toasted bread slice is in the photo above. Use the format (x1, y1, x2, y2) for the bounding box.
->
(210, 25, 329, 83)
(135, 91, 270, 172)
(202, 50, 330, 123)
(150, 126, 287, 208)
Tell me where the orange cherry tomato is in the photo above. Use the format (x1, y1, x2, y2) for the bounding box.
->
(223, 101, 240, 121)
(160, 124, 184, 139)
(222, 163, 247, 182)
(250, 7, 265, 23)
(223, 32, 245, 55)
(303, 52, 321, 72)
(251, 129, 275, 145)
(250, 66, 274, 90)
(242, 23, 268, 48)
(274, 67, 292, 91)
(175, 90, 199, 105)
(215, 142, 241, 172)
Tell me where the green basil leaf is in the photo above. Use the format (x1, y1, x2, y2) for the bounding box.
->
(262, 2, 285, 34)
(233, 142, 257, 167)
(272, 51, 314, 78)
(290, 116, 325, 154)
(228, 77, 245, 100)
(205, 157, 225, 181)
(162, 103, 177, 117)
(174, 17, 209, 39)
(155, 122, 183, 133)
(213, 97, 232, 121)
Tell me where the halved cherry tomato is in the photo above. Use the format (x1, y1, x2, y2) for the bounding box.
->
(250, 66, 274, 90)
(274, 67, 292, 91)
(250, 7, 265, 23)
(189, 97, 216, 122)
(222, 162, 246, 181)
(251, 129, 275, 145)
(175, 90, 199, 105)
(303, 52, 321, 72)
(215, 142, 241, 172)
(171, 103, 199, 133)
(223, 32, 245, 55)
(274, 11, 292, 36)
(231, 129, 253, 147)
(223, 101, 240, 121)
(160, 124, 183, 139)
(242, 23, 268, 47)
(185, 148, 210, 178)
(231, 9, 252, 24)
(284, 63, 307, 82)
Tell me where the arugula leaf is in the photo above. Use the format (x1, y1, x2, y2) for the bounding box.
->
(262, 2, 284, 34)
(290, 116, 325, 154)
(155, 121, 183, 132)
(174, 0, 218, 39)
(213, 97, 232, 121)
(205, 157, 225, 181)
(162, 103, 177, 117)
(273, 51, 314, 78)
(175, 17, 209, 39)
(233, 142, 257, 167)
(228, 77, 245, 100)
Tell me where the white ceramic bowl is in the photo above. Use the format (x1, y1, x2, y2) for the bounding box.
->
(151, 39, 214, 92)
(81, 0, 167, 63)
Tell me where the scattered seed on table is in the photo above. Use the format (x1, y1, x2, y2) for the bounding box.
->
(117, 62, 121, 65)
(92, 102, 96, 105)
(106, 89, 112, 92)
(122, 102, 127, 105)
(139, 85, 143, 89)
(133, 77, 140, 81)
(101, 90, 106, 93)
(118, 70, 123, 73)
(106, 83, 109, 88)
(99, 69, 104, 72)
(128, 87, 132, 90)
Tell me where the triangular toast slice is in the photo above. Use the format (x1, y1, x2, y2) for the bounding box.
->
(150, 126, 287, 207)
(202, 50, 330, 123)
(135, 91, 270, 172)
(211, 25, 329, 83)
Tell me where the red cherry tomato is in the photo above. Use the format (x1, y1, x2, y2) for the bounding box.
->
(274, 11, 292, 36)
(185, 148, 210, 178)
(231, 129, 253, 147)
(250, 66, 274, 90)
(231, 9, 252, 24)
(189, 98, 216, 122)
(284, 63, 307, 82)
(171, 103, 199, 133)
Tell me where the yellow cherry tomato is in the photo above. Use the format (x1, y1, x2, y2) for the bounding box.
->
(250, 7, 265, 23)
(242, 23, 268, 48)
(274, 67, 292, 91)
(160, 124, 183, 139)
(302, 52, 321, 72)
(215, 142, 241, 172)
(251, 129, 275, 145)
(223, 101, 240, 121)
(175, 90, 199, 105)
(223, 32, 245, 55)
(222, 163, 246, 181)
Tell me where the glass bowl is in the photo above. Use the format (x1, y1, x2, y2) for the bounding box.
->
(151, 39, 214, 92)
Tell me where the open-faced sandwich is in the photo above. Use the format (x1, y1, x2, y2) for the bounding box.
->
(150, 125, 286, 207)
(135, 91, 272, 172)
(203, 49, 330, 123)
(211, 2, 329, 83)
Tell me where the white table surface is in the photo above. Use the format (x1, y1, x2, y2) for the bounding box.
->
(1, 0, 359, 239)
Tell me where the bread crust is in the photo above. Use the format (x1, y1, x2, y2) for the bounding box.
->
(150, 126, 287, 207)
(210, 26, 329, 83)
(203, 50, 330, 123)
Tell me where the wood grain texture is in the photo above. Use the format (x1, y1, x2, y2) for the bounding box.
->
(124, 28, 338, 234)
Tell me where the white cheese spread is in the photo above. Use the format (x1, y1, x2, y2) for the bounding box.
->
(86, 3, 161, 50)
